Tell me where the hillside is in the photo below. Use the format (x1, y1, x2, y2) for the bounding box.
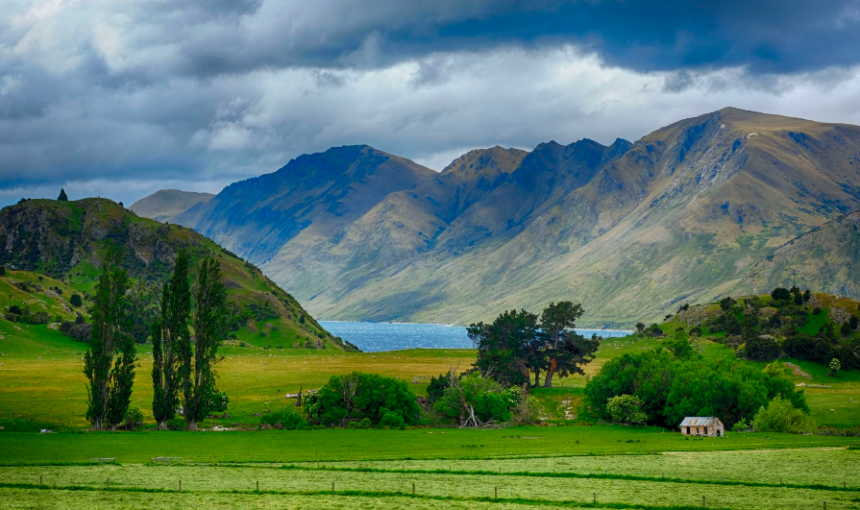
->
(129, 189, 215, 223)
(162, 108, 860, 326)
(0, 198, 355, 351)
(172, 145, 436, 264)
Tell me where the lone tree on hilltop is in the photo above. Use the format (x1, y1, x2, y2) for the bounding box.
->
(57, 188, 68, 201)
(181, 257, 229, 431)
(84, 245, 136, 431)
(151, 250, 191, 430)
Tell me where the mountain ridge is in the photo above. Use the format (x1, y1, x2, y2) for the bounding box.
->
(135, 107, 860, 327)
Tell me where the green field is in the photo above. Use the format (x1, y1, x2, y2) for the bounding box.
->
(1, 437, 859, 510)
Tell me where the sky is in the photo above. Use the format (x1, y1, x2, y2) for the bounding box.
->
(3, 0, 860, 206)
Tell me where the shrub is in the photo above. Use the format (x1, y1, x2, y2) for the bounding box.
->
(123, 406, 144, 430)
(69, 294, 82, 307)
(166, 417, 185, 431)
(719, 297, 736, 311)
(752, 396, 816, 434)
(303, 372, 420, 427)
(771, 287, 792, 302)
(744, 336, 781, 361)
(260, 409, 307, 430)
(379, 411, 405, 430)
(0, 266, 5, 276)
(606, 394, 647, 424)
(732, 418, 749, 432)
(434, 372, 515, 425)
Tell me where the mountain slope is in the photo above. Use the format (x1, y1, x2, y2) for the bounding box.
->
(150, 108, 860, 327)
(739, 211, 860, 299)
(130, 189, 215, 223)
(0, 198, 354, 351)
(173, 145, 436, 264)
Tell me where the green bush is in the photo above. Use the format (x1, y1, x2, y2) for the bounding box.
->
(303, 372, 420, 427)
(69, 294, 82, 307)
(123, 406, 144, 430)
(259, 409, 307, 430)
(752, 396, 816, 434)
(606, 394, 647, 424)
(744, 336, 781, 361)
(379, 411, 405, 429)
(166, 417, 185, 431)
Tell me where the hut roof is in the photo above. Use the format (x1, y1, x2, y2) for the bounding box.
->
(680, 417, 722, 427)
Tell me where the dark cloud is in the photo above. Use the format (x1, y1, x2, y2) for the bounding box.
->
(2, 0, 860, 206)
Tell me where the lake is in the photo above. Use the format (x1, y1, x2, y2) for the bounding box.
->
(319, 321, 631, 352)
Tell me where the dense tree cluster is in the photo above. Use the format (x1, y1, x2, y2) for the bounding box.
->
(585, 347, 809, 429)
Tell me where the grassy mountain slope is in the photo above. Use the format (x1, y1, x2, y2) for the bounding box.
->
(129, 189, 215, 223)
(265, 139, 633, 320)
(274, 108, 860, 326)
(142, 108, 860, 327)
(173, 145, 436, 265)
(739, 211, 860, 298)
(0, 198, 353, 351)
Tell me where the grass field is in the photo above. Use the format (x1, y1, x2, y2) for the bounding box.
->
(1, 441, 859, 510)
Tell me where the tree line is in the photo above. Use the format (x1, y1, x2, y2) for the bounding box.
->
(84, 247, 229, 431)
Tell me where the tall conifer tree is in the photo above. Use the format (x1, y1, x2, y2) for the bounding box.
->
(84, 245, 136, 431)
(181, 258, 228, 431)
(151, 250, 191, 430)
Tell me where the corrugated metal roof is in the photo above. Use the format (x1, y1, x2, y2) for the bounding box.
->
(680, 417, 722, 427)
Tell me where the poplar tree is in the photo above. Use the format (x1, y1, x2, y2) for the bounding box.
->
(181, 258, 228, 431)
(84, 246, 136, 431)
(151, 250, 191, 430)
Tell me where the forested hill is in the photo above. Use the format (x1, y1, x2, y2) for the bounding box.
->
(0, 197, 355, 351)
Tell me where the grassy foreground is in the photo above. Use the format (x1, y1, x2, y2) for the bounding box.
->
(1, 444, 859, 510)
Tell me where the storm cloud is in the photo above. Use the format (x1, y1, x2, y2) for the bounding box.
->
(3, 0, 860, 205)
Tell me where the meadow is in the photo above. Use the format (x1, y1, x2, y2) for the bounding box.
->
(1, 441, 859, 510)
(4, 318, 860, 508)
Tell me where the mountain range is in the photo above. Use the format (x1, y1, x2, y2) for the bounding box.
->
(133, 108, 860, 327)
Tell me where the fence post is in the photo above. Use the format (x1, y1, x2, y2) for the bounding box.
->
(332, 482, 335, 492)
(412, 483, 415, 495)
(824, 501, 827, 510)
(593, 492, 596, 504)
(703, 495, 706, 508)
(107, 478, 110, 489)
(256, 481, 259, 491)
(495, 486, 498, 499)
(179, 480, 182, 493)
(40, 475, 42, 486)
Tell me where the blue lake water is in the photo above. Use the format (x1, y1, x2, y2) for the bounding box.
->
(319, 321, 631, 353)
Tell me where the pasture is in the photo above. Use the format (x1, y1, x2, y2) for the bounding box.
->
(1, 440, 859, 510)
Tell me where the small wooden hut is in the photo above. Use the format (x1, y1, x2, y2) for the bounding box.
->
(679, 417, 724, 437)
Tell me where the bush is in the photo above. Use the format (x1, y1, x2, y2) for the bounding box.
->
(260, 409, 308, 430)
(752, 396, 816, 434)
(606, 394, 647, 424)
(123, 406, 144, 430)
(303, 372, 420, 427)
(0, 266, 5, 276)
(166, 417, 185, 431)
(433, 372, 515, 425)
(732, 418, 749, 432)
(69, 294, 82, 307)
(347, 417, 372, 429)
(379, 411, 405, 430)
(771, 287, 792, 302)
(744, 336, 781, 361)
(719, 297, 736, 311)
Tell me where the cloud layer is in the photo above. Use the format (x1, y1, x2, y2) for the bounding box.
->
(3, 0, 860, 205)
